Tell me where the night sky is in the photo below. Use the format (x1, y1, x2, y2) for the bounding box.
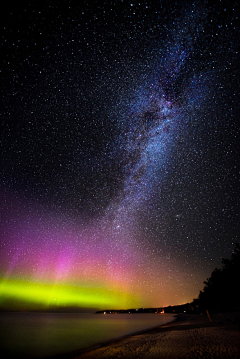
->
(1, 0, 239, 311)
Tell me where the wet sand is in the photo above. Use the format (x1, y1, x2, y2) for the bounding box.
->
(71, 312, 240, 359)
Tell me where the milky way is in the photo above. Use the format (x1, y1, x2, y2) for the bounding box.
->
(1, 1, 239, 310)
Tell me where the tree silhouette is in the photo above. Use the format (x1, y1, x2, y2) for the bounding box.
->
(198, 243, 240, 311)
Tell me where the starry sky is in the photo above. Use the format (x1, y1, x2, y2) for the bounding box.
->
(1, 0, 239, 311)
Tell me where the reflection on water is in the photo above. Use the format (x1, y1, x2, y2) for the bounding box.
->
(0, 312, 175, 358)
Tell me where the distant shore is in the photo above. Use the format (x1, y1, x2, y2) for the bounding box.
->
(69, 312, 240, 359)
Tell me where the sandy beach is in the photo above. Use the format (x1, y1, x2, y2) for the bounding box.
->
(70, 312, 240, 359)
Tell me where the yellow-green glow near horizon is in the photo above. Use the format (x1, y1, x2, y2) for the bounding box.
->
(1, 0, 238, 315)
(0, 279, 140, 310)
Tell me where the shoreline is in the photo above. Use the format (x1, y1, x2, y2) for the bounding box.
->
(50, 314, 177, 359)
(50, 314, 201, 358)
(65, 312, 240, 359)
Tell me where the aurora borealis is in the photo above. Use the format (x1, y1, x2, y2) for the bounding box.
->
(1, 1, 239, 311)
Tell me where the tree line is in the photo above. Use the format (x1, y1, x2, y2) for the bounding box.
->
(197, 243, 240, 312)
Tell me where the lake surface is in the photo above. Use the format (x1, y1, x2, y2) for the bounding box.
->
(0, 312, 175, 358)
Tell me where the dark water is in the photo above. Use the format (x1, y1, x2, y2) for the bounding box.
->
(0, 312, 175, 358)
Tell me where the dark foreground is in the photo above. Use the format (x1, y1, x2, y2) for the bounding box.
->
(69, 312, 240, 359)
